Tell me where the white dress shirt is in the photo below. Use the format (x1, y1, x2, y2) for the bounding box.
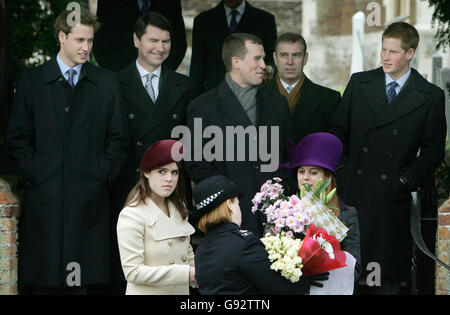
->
(136, 60, 161, 100)
(56, 54, 83, 86)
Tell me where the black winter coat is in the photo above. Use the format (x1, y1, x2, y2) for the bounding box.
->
(7, 59, 128, 286)
(265, 76, 341, 144)
(190, 1, 277, 96)
(184, 80, 294, 237)
(195, 223, 309, 295)
(330, 67, 446, 281)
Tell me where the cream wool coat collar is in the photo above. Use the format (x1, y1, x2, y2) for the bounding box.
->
(143, 197, 195, 241)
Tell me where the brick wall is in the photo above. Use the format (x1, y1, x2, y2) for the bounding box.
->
(0, 179, 20, 295)
(436, 197, 450, 295)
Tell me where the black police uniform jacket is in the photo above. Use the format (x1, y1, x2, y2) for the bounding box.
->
(330, 67, 446, 281)
(195, 223, 309, 295)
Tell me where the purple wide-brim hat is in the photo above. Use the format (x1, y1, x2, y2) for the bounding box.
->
(280, 132, 343, 175)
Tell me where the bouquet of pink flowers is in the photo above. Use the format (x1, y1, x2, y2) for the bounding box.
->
(252, 177, 347, 283)
(251, 177, 314, 237)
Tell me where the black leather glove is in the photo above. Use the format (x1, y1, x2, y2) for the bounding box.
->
(308, 272, 329, 288)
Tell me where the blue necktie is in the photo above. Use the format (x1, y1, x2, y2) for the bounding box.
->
(67, 69, 76, 88)
(386, 81, 399, 104)
(229, 10, 238, 33)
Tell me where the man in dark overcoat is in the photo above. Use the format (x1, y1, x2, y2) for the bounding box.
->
(93, 0, 187, 71)
(110, 12, 192, 289)
(190, 0, 277, 97)
(265, 32, 341, 144)
(6, 9, 128, 294)
(184, 33, 293, 237)
(330, 22, 446, 294)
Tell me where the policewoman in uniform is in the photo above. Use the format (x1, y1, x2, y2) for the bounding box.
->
(192, 175, 327, 295)
(116, 139, 197, 295)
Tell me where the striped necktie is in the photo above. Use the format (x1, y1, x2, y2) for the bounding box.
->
(67, 69, 76, 88)
(386, 81, 399, 104)
(145, 73, 156, 102)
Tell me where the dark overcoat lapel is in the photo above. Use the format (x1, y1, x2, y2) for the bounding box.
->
(140, 67, 188, 139)
(292, 77, 322, 129)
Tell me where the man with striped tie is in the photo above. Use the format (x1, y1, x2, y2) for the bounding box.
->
(111, 12, 193, 293)
(330, 22, 446, 295)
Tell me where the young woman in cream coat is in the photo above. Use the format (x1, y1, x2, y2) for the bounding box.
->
(117, 139, 197, 295)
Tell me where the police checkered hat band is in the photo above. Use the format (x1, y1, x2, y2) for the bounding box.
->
(192, 175, 244, 219)
(196, 190, 224, 210)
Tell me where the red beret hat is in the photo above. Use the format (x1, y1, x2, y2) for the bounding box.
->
(139, 139, 183, 172)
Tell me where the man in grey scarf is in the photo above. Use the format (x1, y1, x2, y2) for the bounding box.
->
(184, 33, 293, 237)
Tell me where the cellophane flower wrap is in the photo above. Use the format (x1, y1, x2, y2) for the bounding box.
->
(298, 224, 347, 275)
(252, 177, 347, 282)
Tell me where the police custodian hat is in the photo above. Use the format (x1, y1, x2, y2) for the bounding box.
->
(192, 175, 244, 219)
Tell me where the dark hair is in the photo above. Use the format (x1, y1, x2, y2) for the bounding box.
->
(221, 33, 263, 72)
(382, 22, 419, 51)
(134, 11, 173, 40)
(54, 8, 99, 40)
(124, 162, 188, 220)
(275, 32, 307, 55)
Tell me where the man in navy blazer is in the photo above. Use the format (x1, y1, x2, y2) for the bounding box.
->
(190, 0, 277, 97)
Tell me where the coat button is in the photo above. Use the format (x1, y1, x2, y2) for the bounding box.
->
(172, 113, 179, 120)
(362, 147, 369, 153)
(181, 256, 187, 262)
(128, 114, 134, 119)
(380, 174, 388, 180)
(179, 236, 186, 242)
(387, 151, 393, 157)
(357, 169, 363, 175)
(137, 141, 143, 146)
(65, 107, 69, 112)
(59, 77, 64, 82)
(168, 240, 173, 246)
(136, 168, 140, 173)
(169, 260, 175, 265)
(393, 129, 399, 136)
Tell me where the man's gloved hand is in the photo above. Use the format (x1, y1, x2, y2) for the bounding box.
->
(308, 272, 329, 288)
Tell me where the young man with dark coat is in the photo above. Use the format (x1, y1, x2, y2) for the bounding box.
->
(330, 22, 447, 294)
(7, 9, 128, 294)
(265, 32, 341, 144)
(184, 33, 294, 238)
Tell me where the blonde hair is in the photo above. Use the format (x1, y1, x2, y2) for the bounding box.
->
(197, 201, 232, 233)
